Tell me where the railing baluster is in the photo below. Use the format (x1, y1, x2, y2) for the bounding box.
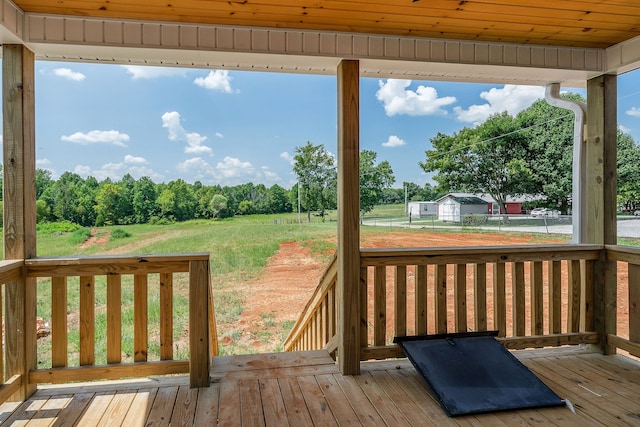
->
(107, 275, 122, 364)
(531, 261, 543, 336)
(134, 274, 148, 362)
(328, 285, 336, 341)
(374, 266, 386, 346)
(548, 261, 562, 334)
(568, 260, 581, 332)
(395, 266, 407, 337)
(512, 262, 525, 336)
(322, 296, 328, 345)
(474, 263, 487, 332)
(415, 265, 427, 335)
(584, 260, 595, 332)
(434, 264, 447, 334)
(79, 275, 95, 366)
(629, 264, 640, 355)
(360, 267, 368, 349)
(454, 264, 467, 333)
(51, 277, 68, 368)
(494, 262, 506, 337)
(159, 273, 173, 361)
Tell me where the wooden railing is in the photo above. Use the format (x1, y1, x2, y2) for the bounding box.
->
(0, 259, 27, 404)
(606, 245, 640, 357)
(24, 253, 215, 389)
(283, 254, 337, 355)
(285, 244, 604, 361)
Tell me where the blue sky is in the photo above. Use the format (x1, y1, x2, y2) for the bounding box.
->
(14, 61, 640, 189)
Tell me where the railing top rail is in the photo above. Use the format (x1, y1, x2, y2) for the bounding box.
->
(25, 253, 210, 277)
(360, 244, 603, 265)
(606, 244, 640, 264)
(0, 259, 24, 284)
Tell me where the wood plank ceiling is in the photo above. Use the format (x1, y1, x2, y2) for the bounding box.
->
(13, 0, 640, 49)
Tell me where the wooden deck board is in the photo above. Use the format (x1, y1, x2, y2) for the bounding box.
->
(258, 378, 288, 427)
(277, 376, 313, 427)
(2, 348, 639, 426)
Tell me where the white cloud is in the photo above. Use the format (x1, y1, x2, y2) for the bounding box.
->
(124, 155, 147, 165)
(382, 135, 406, 148)
(36, 158, 51, 166)
(619, 125, 632, 134)
(176, 156, 279, 185)
(280, 151, 295, 164)
(376, 79, 456, 116)
(454, 84, 545, 124)
(216, 156, 255, 179)
(73, 162, 124, 181)
(177, 157, 213, 174)
(260, 167, 281, 183)
(74, 161, 162, 181)
(626, 107, 640, 117)
(126, 166, 164, 181)
(53, 68, 86, 81)
(215, 132, 224, 139)
(194, 70, 233, 93)
(161, 111, 213, 156)
(61, 130, 129, 147)
(121, 65, 187, 79)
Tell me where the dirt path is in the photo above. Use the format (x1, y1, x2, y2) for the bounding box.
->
(230, 231, 592, 354)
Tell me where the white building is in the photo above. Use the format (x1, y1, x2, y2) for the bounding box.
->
(435, 194, 489, 222)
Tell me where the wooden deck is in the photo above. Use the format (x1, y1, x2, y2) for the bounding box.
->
(1, 347, 639, 426)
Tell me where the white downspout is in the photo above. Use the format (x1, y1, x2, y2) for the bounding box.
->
(544, 83, 587, 244)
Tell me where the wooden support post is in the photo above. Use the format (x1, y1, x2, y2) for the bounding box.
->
(337, 59, 360, 375)
(587, 75, 617, 354)
(2, 44, 37, 400)
(189, 260, 210, 388)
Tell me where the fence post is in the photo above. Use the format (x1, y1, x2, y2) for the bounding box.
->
(190, 260, 210, 388)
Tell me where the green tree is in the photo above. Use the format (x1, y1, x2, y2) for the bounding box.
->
(132, 176, 158, 223)
(36, 168, 54, 199)
(516, 95, 581, 211)
(293, 141, 337, 221)
(359, 150, 395, 214)
(46, 172, 84, 223)
(94, 183, 127, 225)
(167, 179, 196, 221)
(35, 199, 49, 223)
(267, 184, 292, 213)
(617, 130, 640, 211)
(157, 188, 176, 220)
(209, 194, 229, 219)
(420, 112, 533, 216)
(237, 200, 255, 215)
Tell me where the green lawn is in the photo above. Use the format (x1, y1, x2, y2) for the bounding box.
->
(5, 213, 640, 365)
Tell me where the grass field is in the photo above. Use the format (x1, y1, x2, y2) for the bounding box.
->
(5, 207, 640, 365)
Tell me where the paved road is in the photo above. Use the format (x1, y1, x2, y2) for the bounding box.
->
(362, 217, 640, 239)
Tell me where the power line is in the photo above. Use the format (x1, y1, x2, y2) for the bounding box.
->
(426, 112, 573, 160)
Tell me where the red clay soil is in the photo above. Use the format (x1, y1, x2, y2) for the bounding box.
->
(234, 231, 633, 354)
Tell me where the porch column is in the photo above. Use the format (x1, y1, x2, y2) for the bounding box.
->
(3, 44, 38, 399)
(586, 74, 617, 354)
(337, 59, 361, 375)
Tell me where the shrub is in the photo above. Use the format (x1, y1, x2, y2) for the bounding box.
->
(110, 228, 131, 239)
(37, 221, 82, 234)
(68, 227, 91, 244)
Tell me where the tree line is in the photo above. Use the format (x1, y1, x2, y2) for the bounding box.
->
(3, 91, 636, 228)
(421, 93, 640, 213)
(0, 143, 399, 227)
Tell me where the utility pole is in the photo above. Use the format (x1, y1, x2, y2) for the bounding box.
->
(404, 182, 408, 215)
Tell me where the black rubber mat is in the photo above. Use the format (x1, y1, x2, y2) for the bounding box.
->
(394, 331, 565, 416)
